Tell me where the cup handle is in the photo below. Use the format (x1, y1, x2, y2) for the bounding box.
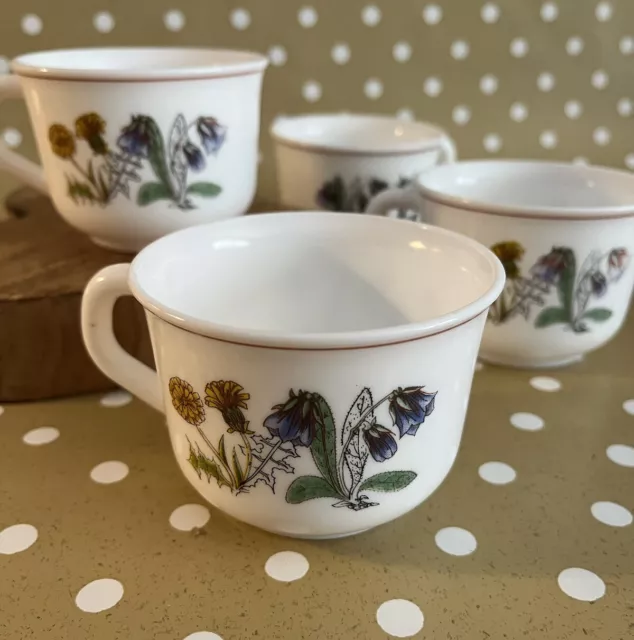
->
(365, 185, 427, 220)
(437, 135, 457, 164)
(81, 263, 163, 413)
(0, 75, 49, 193)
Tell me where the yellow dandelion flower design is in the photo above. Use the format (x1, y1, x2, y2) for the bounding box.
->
(48, 124, 76, 159)
(75, 112, 106, 139)
(169, 376, 205, 426)
(205, 380, 250, 411)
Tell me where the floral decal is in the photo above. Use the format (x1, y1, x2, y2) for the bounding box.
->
(48, 112, 226, 210)
(489, 242, 630, 333)
(170, 378, 438, 510)
(316, 175, 416, 218)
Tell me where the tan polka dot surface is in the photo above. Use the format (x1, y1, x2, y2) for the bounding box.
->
(1, 0, 634, 209)
(2, 309, 633, 638)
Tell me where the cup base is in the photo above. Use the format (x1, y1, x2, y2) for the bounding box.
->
(268, 527, 372, 540)
(480, 352, 584, 370)
(90, 236, 139, 254)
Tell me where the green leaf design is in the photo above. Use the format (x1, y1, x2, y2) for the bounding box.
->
(196, 452, 230, 489)
(218, 435, 229, 467)
(534, 306, 569, 328)
(67, 178, 97, 204)
(137, 182, 173, 206)
(358, 470, 417, 493)
(286, 476, 342, 504)
(311, 396, 342, 493)
(97, 169, 110, 203)
(582, 307, 613, 322)
(145, 116, 174, 197)
(556, 249, 576, 317)
(186, 181, 222, 197)
(232, 448, 245, 486)
(87, 158, 96, 186)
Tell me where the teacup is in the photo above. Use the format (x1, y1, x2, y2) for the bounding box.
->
(367, 160, 634, 368)
(81, 212, 504, 538)
(0, 47, 267, 252)
(271, 113, 456, 213)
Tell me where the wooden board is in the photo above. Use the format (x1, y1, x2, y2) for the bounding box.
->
(0, 188, 154, 402)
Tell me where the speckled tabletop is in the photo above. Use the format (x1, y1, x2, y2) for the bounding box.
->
(2, 312, 634, 640)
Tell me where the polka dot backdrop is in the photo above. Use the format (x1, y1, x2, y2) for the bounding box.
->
(0, 0, 633, 206)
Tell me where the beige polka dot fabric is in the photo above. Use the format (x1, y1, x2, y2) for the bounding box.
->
(0, 1, 633, 207)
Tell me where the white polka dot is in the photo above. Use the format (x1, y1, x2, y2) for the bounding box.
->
(393, 41, 412, 63)
(298, 6, 318, 28)
(364, 78, 383, 100)
(591, 69, 609, 90)
(451, 40, 470, 60)
(267, 46, 287, 67)
(623, 399, 634, 415)
(396, 108, 415, 122)
(593, 126, 611, 146)
(75, 578, 124, 613)
(620, 36, 634, 55)
(475, 361, 484, 371)
(481, 3, 501, 23)
(100, 389, 132, 408)
(164, 10, 185, 31)
(302, 80, 322, 103)
(480, 74, 498, 95)
(265, 551, 309, 582)
(0, 405, 4, 416)
(540, 130, 558, 149)
(93, 11, 115, 33)
(574, 156, 590, 166)
(169, 504, 210, 531)
(564, 100, 583, 119)
(230, 8, 251, 30)
(483, 133, 502, 153)
(2, 127, 22, 148)
(331, 43, 351, 65)
(435, 527, 477, 556)
(183, 633, 224, 640)
(510, 102, 529, 122)
(422, 4, 443, 25)
(606, 444, 634, 467)
(557, 568, 605, 602)
(452, 105, 471, 126)
(537, 72, 556, 92)
(361, 5, 382, 26)
(541, 1, 559, 22)
(510, 412, 544, 431)
(21, 14, 42, 35)
(423, 76, 443, 97)
(376, 599, 424, 638)
(626, 153, 634, 170)
(478, 461, 517, 485)
(530, 376, 562, 392)
(0, 524, 38, 555)
(591, 501, 633, 527)
(617, 98, 633, 117)
(595, 1, 613, 22)
(90, 461, 129, 485)
(510, 37, 529, 57)
(23, 426, 59, 446)
(566, 36, 584, 56)
(0, 57, 9, 74)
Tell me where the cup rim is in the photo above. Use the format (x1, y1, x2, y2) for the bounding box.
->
(270, 113, 448, 156)
(128, 212, 505, 350)
(11, 47, 268, 82)
(417, 159, 634, 220)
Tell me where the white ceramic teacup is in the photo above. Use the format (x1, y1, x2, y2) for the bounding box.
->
(0, 47, 268, 252)
(367, 160, 634, 368)
(81, 212, 504, 538)
(271, 113, 456, 213)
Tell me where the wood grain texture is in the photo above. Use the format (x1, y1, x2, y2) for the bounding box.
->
(0, 188, 153, 401)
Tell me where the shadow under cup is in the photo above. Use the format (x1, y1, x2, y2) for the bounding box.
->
(117, 213, 505, 537)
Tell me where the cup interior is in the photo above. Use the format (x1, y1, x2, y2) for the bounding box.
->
(271, 114, 445, 154)
(130, 213, 503, 346)
(417, 160, 634, 217)
(12, 47, 268, 80)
